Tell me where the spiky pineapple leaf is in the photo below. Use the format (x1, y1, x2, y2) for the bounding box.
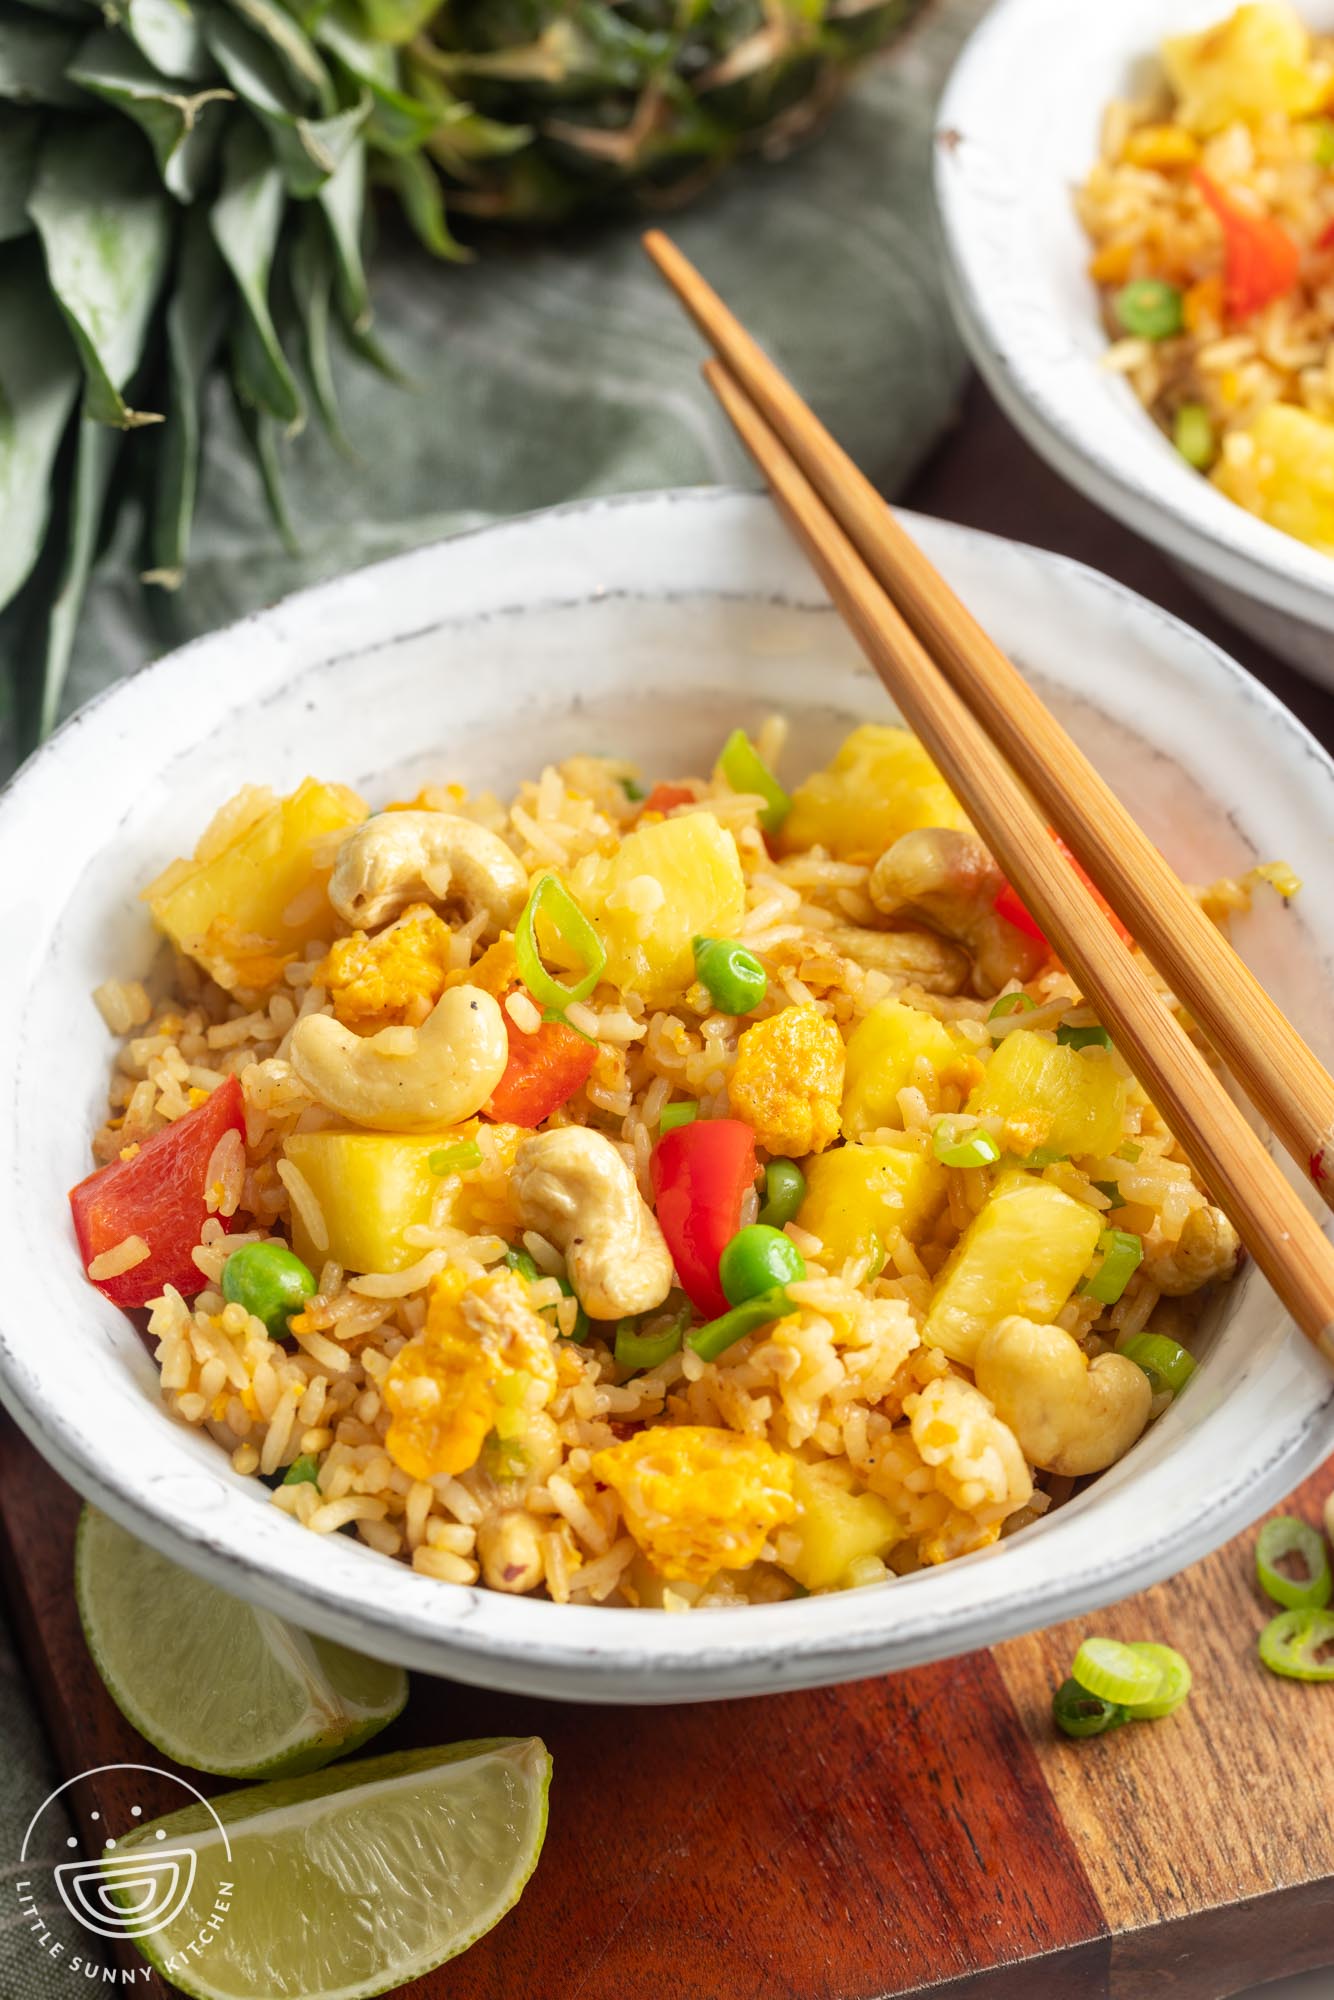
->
(317, 131, 370, 328)
(149, 205, 229, 581)
(121, 0, 214, 83)
(232, 384, 299, 552)
(373, 146, 466, 259)
(289, 206, 351, 450)
(202, 5, 367, 196)
(226, 0, 335, 111)
(315, 5, 437, 154)
(0, 9, 84, 103)
(0, 236, 82, 614)
(29, 412, 121, 740)
(349, 0, 435, 49)
(209, 112, 303, 425)
(26, 117, 173, 428)
(10, 0, 95, 22)
(0, 107, 39, 239)
(67, 28, 233, 201)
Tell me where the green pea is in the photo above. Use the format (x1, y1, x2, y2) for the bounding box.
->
(222, 1241, 316, 1340)
(1113, 277, 1184, 341)
(692, 936, 767, 1015)
(757, 1159, 806, 1229)
(719, 1223, 806, 1307)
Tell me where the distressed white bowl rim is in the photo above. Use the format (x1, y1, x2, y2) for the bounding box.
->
(934, 0, 1334, 654)
(1, 487, 1332, 1704)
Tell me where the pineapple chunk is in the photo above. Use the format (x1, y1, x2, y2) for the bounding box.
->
(841, 998, 966, 1139)
(1162, 3, 1329, 135)
(798, 1144, 947, 1267)
(780, 724, 968, 859)
(282, 1126, 516, 1274)
(146, 778, 367, 990)
(781, 1460, 900, 1592)
(1212, 405, 1334, 556)
(967, 1029, 1127, 1161)
(923, 1171, 1102, 1367)
(567, 809, 744, 1006)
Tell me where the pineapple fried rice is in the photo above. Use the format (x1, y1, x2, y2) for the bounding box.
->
(71, 716, 1268, 1612)
(1076, 2, 1334, 554)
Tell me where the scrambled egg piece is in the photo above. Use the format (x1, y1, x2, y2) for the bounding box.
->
(592, 1426, 796, 1584)
(727, 1006, 845, 1157)
(320, 903, 453, 1030)
(384, 1269, 557, 1482)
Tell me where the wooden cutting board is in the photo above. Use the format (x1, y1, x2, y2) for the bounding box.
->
(1, 1411, 1331, 2000)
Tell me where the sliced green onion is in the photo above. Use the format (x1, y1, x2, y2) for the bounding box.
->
(621, 776, 646, 802)
(692, 936, 767, 1014)
(718, 728, 791, 834)
(514, 873, 605, 1014)
(615, 1306, 690, 1374)
(1256, 1517, 1333, 1612)
(758, 1159, 806, 1230)
(1173, 401, 1216, 470)
(1018, 1146, 1068, 1169)
(1122, 1642, 1192, 1718)
(544, 1003, 598, 1043)
(503, 1246, 541, 1282)
(1258, 1608, 1334, 1682)
(659, 1101, 699, 1136)
(1113, 276, 1184, 340)
(1117, 1331, 1195, 1394)
(988, 991, 1036, 1024)
(688, 1285, 794, 1364)
(932, 1118, 1001, 1170)
(504, 1244, 589, 1339)
(1116, 1142, 1143, 1163)
(428, 1138, 482, 1176)
(1053, 1678, 1130, 1739)
(1082, 1228, 1143, 1306)
(1093, 1179, 1122, 1204)
(1057, 1023, 1113, 1052)
(281, 1454, 321, 1488)
(1310, 115, 1334, 166)
(1072, 1635, 1164, 1706)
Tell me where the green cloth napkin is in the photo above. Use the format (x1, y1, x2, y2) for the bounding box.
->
(0, 5, 985, 1990)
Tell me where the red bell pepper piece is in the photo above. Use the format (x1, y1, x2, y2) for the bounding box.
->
(993, 835, 1134, 953)
(484, 1005, 597, 1127)
(640, 783, 695, 816)
(650, 1117, 757, 1319)
(69, 1073, 246, 1308)
(1318, 218, 1334, 252)
(1194, 170, 1301, 321)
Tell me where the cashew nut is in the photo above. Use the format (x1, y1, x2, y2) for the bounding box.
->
(329, 812, 527, 936)
(477, 1510, 545, 1594)
(1143, 1204, 1240, 1295)
(289, 984, 508, 1131)
(974, 1315, 1152, 1476)
(816, 921, 971, 996)
(511, 1127, 673, 1321)
(869, 828, 1048, 995)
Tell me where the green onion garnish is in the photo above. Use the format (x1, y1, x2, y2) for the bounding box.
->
(428, 1138, 482, 1176)
(514, 873, 605, 1015)
(615, 1306, 690, 1374)
(621, 776, 646, 802)
(1092, 1179, 1122, 1204)
(757, 1159, 806, 1230)
(1071, 1636, 1163, 1706)
(504, 1245, 589, 1341)
(1256, 1517, 1333, 1612)
(717, 728, 791, 834)
(688, 1285, 794, 1364)
(1082, 1228, 1143, 1305)
(1113, 277, 1184, 341)
(1057, 1023, 1113, 1052)
(1116, 1142, 1143, 1163)
(503, 1246, 541, 1282)
(987, 991, 1036, 1024)
(281, 1454, 321, 1488)
(1018, 1146, 1068, 1169)
(1311, 115, 1334, 167)
(659, 1101, 699, 1137)
(1122, 1642, 1192, 1718)
(932, 1119, 1001, 1170)
(1117, 1331, 1195, 1394)
(1173, 402, 1216, 470)
(1258, 1607, 1334, 1682)
(1052, 1678, 1130, 1739)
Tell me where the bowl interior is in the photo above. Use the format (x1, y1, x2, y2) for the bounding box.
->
(1, 490, 1332, 1702)
(936, 0, 1334, 645)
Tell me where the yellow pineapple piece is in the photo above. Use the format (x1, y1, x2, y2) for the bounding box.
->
(841, 998, 969, 1139)
(145, 778, 366, 990)
(797, 1144, 947, 1268)
(967, 1029, 1127, 1161)
(780, 1460, 900, 1592)
(567, 810, 744, 1005)
(1212, 405, 1334, 555)
(780, 724, 968, 859)
(922, 1172, 1102, 1367)
(282, 1124, 521, 1274)
(1162, 3, 1329, 135)
(592, 1426, 796, 1585)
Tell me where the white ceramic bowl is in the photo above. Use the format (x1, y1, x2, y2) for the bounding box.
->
(2, 489, 1332, 1704)
(935, 0, 1334, 687)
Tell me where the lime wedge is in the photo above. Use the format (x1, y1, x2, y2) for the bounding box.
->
(76, 1506, 407, 1778)
(111, 1738, 551, 2000)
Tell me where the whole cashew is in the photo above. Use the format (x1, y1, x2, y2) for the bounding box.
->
(289, 984, 508, 1131)
(974, 1315, 1153, 1477)
(1143, 1204, 1240, 1295)
(511, 1127, 673, 1321)
(329, 812, 527, 936)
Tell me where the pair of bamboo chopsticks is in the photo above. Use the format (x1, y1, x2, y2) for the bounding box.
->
(643, 229, 1334, 1367)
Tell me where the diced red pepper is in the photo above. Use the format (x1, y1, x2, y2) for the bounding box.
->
(1194, 170, 1301, 321)
(69, 1073, 245, 1308)
(1318, 218, 1334, 252)
(993, 835, 1134, 954)
(640, 783, 695, 817)
(484, 1003, 597, 1127)
(650, 1117, 757, 1319)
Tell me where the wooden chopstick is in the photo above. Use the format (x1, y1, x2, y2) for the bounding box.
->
(644, 228, 1334, 1212)
(700, 354, 1334, 1363)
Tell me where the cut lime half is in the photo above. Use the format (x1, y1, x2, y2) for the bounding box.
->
(76, 1506, 408, 1778)
(111, 1737, 551, 2000)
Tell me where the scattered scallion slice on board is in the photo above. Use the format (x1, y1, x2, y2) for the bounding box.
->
(1258, 1608, 1334, 1682)
(1122, 1642, 1192, 1718)
(1071, 1636, 1164, 1707)
(1052, 1679, 1129, 1739)
(1256, 1517, 1332, 1612)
